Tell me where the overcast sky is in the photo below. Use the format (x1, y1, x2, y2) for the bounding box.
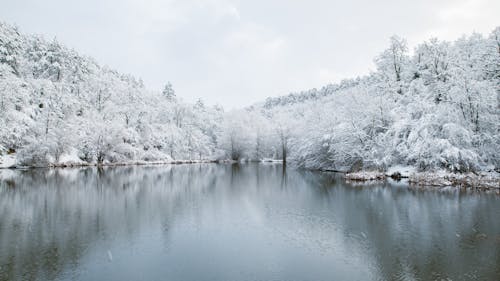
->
(1, 0, 498, 108)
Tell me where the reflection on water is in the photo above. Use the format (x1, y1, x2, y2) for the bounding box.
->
(0, 164, 499, 281)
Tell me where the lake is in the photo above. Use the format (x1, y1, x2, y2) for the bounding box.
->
(0, 164, 499, 281)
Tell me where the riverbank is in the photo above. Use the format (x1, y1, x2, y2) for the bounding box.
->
(0, 153, 284, 169)
(2, 153, 498, 190)
(345, 169, 500, 190)
(0, 153, 220, 169)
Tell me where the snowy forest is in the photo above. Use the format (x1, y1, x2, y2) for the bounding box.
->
(0, 22, 499, 174)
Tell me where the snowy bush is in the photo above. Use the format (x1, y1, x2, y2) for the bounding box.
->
(17, 143, 51, 167)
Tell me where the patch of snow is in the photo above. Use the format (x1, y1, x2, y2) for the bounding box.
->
(56, 149, 87, 166)
(344, 169, 499, 190)
(0, 154, 17, 168)
(409, 171, 500, 190)
(345, 171, 385, 181)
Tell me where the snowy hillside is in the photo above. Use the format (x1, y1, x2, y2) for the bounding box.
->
(0, 22, 223, 166)
(244, 31, 500, 173)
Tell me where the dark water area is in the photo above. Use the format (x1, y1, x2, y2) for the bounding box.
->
(0, 164, 499, 281)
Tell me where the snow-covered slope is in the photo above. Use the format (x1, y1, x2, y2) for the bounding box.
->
(0, 22, 223, 166)
(243, 30, 500, 173)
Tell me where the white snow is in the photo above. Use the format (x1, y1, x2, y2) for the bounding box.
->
(345, 171, 386, 181)
(56, 149, 87, 166)
(345, 169, 499, 189)
(409, 171, 499, 189)
(0, 154, 16, 168)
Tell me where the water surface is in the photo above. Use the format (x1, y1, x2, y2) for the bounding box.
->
(0, 164, 499, 281)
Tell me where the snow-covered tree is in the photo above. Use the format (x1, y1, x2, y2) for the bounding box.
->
(162, 82, 176, 101)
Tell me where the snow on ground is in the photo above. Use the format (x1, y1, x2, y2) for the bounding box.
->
(0, 154, 16, 168)
(345, 171, 386, 181)
(59, 159, 217, 167)
(345, 169, 499, 190)
(56, 149, 87, 166)
(0, 152, 218, 169)
(409, 171, 499, 190)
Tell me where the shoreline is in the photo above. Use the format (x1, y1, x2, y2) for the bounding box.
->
(2, 155, 498, 191)
(344, 170, 499, 191)
(0, 156, 283, 170)
(0, 159, 220, 170)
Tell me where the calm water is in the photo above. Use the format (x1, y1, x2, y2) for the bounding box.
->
(0, 164, 499, 281)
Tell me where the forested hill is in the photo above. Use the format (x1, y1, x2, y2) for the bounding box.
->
(0, 22, 223, 166)
(247, 29, 500, 172)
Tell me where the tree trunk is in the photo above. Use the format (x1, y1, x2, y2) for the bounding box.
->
(282, 143, 287, 165)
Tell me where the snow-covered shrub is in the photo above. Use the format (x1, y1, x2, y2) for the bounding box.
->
(106, 142, 138, 163)
(141, 149, 170, 162)
(17, 143, 50, 167)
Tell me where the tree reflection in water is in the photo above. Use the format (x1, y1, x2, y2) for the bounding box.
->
(0, 164, 499, 281)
